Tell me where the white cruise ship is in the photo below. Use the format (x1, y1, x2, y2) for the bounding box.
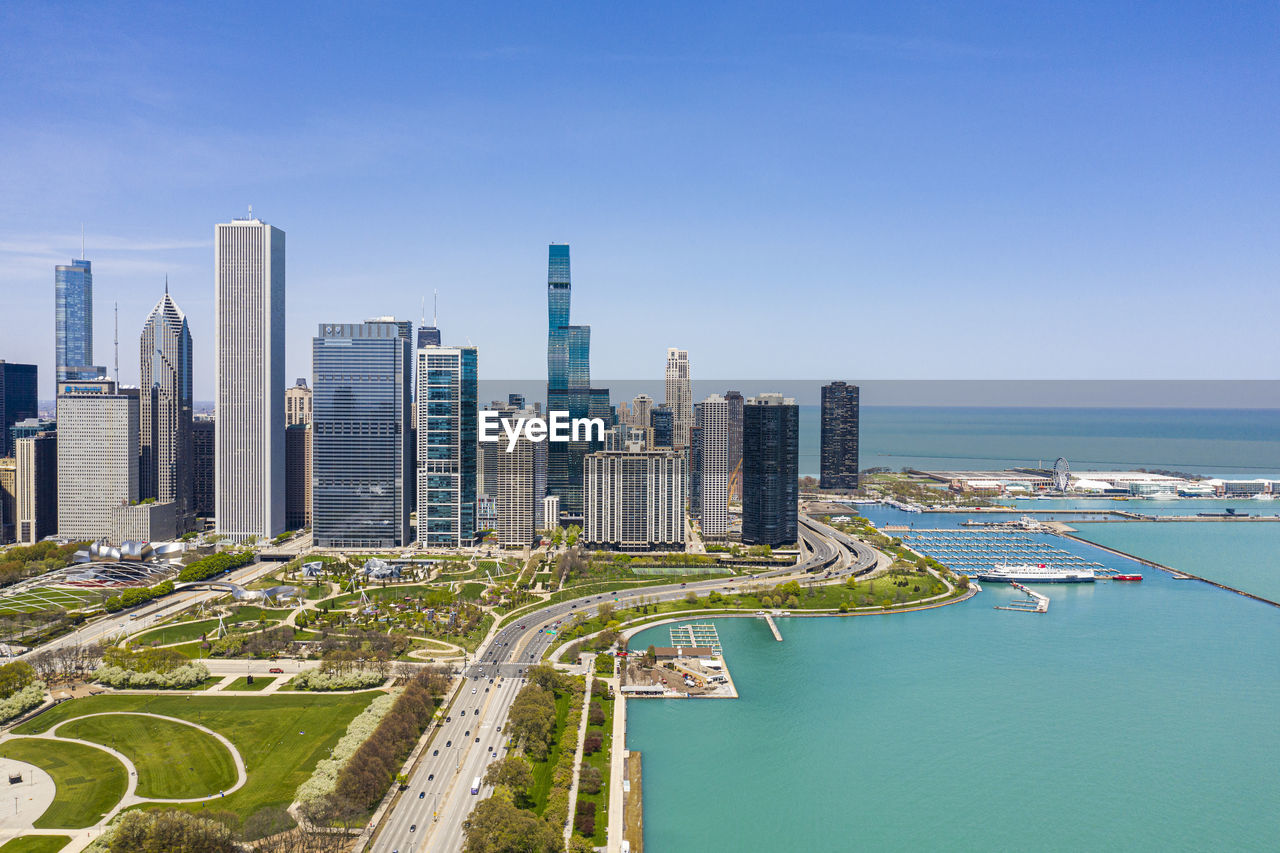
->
(977, 563, 1096, 584)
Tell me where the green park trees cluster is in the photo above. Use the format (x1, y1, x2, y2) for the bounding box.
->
(103, 579, 174, 612)
(329, 667, 448, 810)
(0, 540, 86, 587)
(463, 796, 563, 853)
(107, 809, 238, 853)
(177, 551, 255, 584)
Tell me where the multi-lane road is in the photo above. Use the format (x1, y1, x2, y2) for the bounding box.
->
(370, 515, 877, 852)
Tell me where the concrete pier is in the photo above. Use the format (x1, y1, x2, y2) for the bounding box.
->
(761, 612, 783, 641)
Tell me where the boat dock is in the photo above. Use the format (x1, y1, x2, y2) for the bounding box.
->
(759, 612, 783, 641)
(994, 582, 1049, 613)
(899, 529, 1115, 577)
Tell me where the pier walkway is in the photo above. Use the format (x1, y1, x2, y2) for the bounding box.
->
(994, 582, 1049, 613)
(760, 612, 783, 641)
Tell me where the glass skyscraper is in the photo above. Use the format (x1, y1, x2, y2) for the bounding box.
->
(54, 259, 105, 382)
(545, 244, 609, 517)
(139, 287, 194, 528)
(820, 381, 860, 490)
(313, 320, 413, 547)
(417, 345, 477, 547)
(742, 394, 799, 547)
(0, 362, 38, 458)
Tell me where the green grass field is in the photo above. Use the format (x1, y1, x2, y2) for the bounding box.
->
(14, 692, 374, 824)
(131, 606, 291, 645)
(0, 738, 127, 828)
(0, 588, 100, 615)
(58, 713, 238, 799)
(527, 691, 572, 814)
(0, 836, 71, 852)
(224, 676, 274, 691)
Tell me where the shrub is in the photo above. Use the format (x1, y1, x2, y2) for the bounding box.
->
(574, 799, 597, 836)
(177, 551, 254, 584)
(290, 668, 385, 691)
(0, 682, 46, 723)
(582, 733, 602, 755)
(93, 662, 209, 689)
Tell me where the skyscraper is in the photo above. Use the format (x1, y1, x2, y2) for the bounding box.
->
(56, 379, 139, 540)
(0, 362, 38, 458)
(0, 459, 14, 544)
(742, 393, 799, 547)
(285, 423, 311, 531)
(583, 445, 685, 551)
(15, 430, 57, 544)
(665, 349, 692, 448)
(820, 381, 860, 491)
(491, 409, 537, 547)
(54, 258, 105, 383)
(215, 217, 285, 541)
(630, 393, 654, 429)
(696, 393, 729, 538)
(417, 345, 477, 547)
(139, 286, 193, 528)
(545, 244, 608, 515)
(312, 320, 412, 547)
(192, 417, 215, 518)
(725, 390, 744, 501)
(285, 378, 312, 426)
(688, 423, 702, 520)
(650, 406, 674, 449)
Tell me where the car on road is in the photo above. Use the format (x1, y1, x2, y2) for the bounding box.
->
(465, 730, 470, 736)
(419, 791, 425, 799)
(475, 737, 480, 742)
(410, 825, 416, 832)
(268, 667, 284, 673)
(432, 750, 438, 756)
(446, 740, 451, 747)
(472, 687, 476, 693)
(428, 773, 434, 780)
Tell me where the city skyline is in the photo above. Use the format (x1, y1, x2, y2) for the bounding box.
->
(3, 3, 1278, 398)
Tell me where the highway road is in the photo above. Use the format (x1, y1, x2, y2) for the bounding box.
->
(369, 516, 865, 852)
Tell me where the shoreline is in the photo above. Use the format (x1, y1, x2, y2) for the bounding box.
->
(1058, 530, 1280, 609)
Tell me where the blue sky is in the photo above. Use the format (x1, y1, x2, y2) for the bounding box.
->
(1, 1, 1277, 399)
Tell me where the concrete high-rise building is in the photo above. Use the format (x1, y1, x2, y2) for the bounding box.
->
(312, 321, 412, 548)
(630, 393, 654, 429)
(285, 378, 312, 426)
(139, 287, 193, 529)
(56, 379, 139, 540)
(417, 345, 477, 547)
(490, 409, 537, 547)
(742, 393, 799, 547)
(192, 417, 215, 518)
(15, 430, 57, 544)
(665, 349, 692, 448)
(54, 258, 105, 383)
(583, 445, 685, 551)
(0, 362, 38, 458)
(542, 494, 560, 530)
(696, 393, 729, 538)
(650, 405, 674, 449)
(725, 390, 744, 502)
(285, 423, 312, 531)
(215, 217, 285, 542)
(545, 244, 608, 516)
(688, 423, 702, 520)
(0, 458, 15, 544)
(820, 381, 860, 491)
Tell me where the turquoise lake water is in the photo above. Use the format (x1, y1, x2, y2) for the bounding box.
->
(628, 506, 1280, 851)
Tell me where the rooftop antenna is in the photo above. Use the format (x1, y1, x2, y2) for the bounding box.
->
(420, 296, 426, 328)
(248, 203, 253, 220)
(165, 274, 169, 296)
(80, 223, 85, 260)
(433, 289, 438, 326)
(113, 302, 119, 381)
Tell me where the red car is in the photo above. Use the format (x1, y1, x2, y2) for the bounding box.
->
(268, 667, 284, 674)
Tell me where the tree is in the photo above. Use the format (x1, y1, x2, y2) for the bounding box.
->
(109, 809, 238, 853)
(484, 756, 534, 799)
(463, 796, 562, 853)
(644, 645, 657, 666)
(578, 762, 603, 794)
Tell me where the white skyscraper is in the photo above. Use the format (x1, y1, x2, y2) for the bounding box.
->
(215, 217, 285, 541)
(665, 349, 692, 448)
(56, 379, 139, 540)
(697, 393, 729, 537)
(583, 444, 685, 551)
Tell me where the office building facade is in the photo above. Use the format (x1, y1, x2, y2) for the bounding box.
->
(54, 259, 105, 383)
(192, 417, 215, 518)
(312, 321, 412, 547)
(0, 362, 38, 458)
(285, 378, 312, 426)
(742, 393, 799, 547)
(820, 381, 860, 490)
(665, 348, 692, 448)
(417, 346, 477, 547)
(56, 379, 139, 540)
(0, 459, 14, 544)
(15, 430, 57, 544)
(285, 422, 312, 531)
(215, 218, 285, 541)
(583, 446, 685, 551)
(650, 405, 674, 449)
(139, 288, 194, 529)
(725, 390, 744, 501)
(491, 409, 537, 546)
(696, 393, 729, 537)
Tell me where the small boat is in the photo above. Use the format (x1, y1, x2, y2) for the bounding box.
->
(1113, 574, 1143, 582)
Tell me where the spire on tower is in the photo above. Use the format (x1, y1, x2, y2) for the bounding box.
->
(165, 274, 169, 295)
(433, 289, 438, 326)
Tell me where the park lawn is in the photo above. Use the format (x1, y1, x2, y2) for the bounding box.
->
(14, 692, 375, 824)
(459, 582, 486, 600)
(58, 713, 237, 799)
(527, 690, 572, 815)
(328, 585, 453, 608)
(0, 837, 71, 853)
(576, 692, 615, 846)
(0, 738, 126, 828)
(224, 676, 274, 691)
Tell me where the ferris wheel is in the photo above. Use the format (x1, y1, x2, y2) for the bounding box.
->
(1052, 457, 1070, 492)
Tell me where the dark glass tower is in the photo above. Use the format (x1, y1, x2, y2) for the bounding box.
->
(742, 394, 799, 547)
(545, 244, 608, 515)
(650, 406, 674, 449)
(725, 390, 744, 500)
(192, 418, 215, 517)
(312, 320, 413, 547)
(0, 362, 38, 458)
(54, 259, 105, 382)
(820, 381, 860, 490)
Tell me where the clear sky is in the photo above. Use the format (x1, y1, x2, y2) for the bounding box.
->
(2, 1, 1277, 400)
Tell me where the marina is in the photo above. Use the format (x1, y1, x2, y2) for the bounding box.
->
(897, 529, 1116, 577)
(993, 582, 1050, 613)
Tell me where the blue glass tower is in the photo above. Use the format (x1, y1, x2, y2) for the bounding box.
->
(545, 244, 609, 517)
(417, 345, 477, 546)
(54, 259, 105, 382)
(313, 321, 413, 547)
